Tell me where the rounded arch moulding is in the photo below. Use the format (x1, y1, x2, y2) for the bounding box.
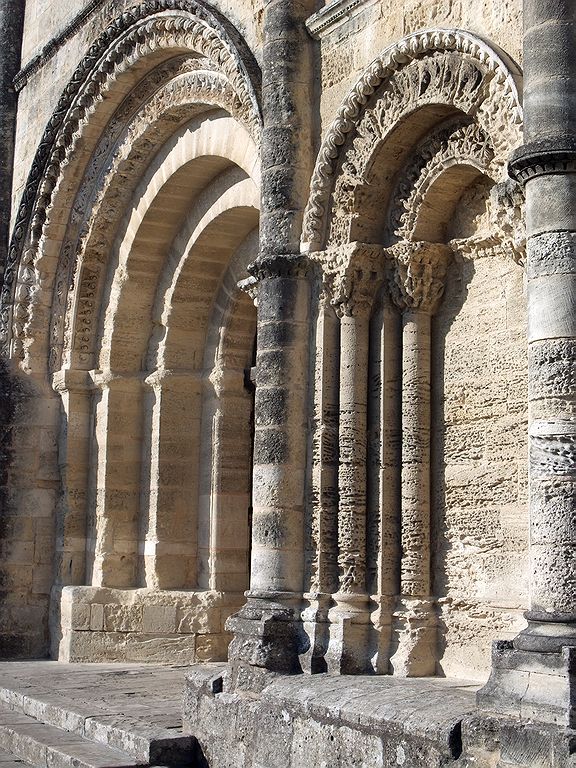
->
(301, 28, 523, 253)
(0, 0, 262, 359)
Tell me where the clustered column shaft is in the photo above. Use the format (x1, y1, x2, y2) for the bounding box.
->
(227, 0, 316, 676)
(387, 241, 450, 676)
(323, 243, 383, 674)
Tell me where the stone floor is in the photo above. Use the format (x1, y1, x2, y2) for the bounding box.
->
(0, 661, 196, 768)
(0, 661, 482, 767)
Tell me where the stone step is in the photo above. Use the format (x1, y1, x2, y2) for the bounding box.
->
(0, 703, 144, 768)
(0, 688, 194, 766)
(0, 745, 30, 768)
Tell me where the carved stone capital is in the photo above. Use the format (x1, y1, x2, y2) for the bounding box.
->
(311, 242, 384, 317)
(238, 275, 258, 306)
(386, 240, 451, 314)
(248, 253, 310, 281)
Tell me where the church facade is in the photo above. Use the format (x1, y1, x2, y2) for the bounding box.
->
(0, 0, 575, 765)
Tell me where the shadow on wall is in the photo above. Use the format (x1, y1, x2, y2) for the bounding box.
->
(0, 358, 51, 658)
(432, 253, 474, 675)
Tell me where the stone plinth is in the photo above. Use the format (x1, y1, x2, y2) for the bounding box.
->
(56, 586, 243, 664)
(183, 666, 476, 768)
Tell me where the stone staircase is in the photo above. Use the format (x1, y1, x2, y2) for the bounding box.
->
(0, 663, 200, 768)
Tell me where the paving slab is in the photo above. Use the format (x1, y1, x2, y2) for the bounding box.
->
(0, 663, 196, 766)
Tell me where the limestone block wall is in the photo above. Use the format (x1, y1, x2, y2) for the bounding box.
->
(1, 0, 530, 677)
(433, 188, 528, 679)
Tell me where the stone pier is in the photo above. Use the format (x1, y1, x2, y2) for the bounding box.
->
(478, 0, 576, 736)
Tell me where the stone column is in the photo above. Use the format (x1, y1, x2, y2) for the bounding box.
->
(367, 297, 402, 673)
(301, 287, 339, 674)
(225, 0, 315, 680)
(386, 241, 450, 677)
(0, 0, 25, 273)
(324, 242, 383, 674)
(89, 372, 142, 589)
(479, 0, 576, 727)
(142, 369, 201, 589)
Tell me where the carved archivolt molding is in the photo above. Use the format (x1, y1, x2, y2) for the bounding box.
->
(48, 67, 252, 373)
(389, 120, 494, 240)
(1, 1, 262, 358)
(301, 29, 522, 251)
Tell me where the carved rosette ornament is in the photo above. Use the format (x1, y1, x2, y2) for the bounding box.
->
(386, 240, 451, 315)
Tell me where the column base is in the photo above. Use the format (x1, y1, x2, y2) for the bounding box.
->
(477, 639, 576, 728)
(513, 613, 576, 653)
(389, 596, 437, 677)
(301, 592, 331, 673)
(369, 595, 395, 674)
(325, 592, 372, 674)
(225, 591, 306, 678)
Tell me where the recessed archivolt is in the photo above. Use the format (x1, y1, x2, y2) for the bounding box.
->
(301, 28, 522, 251)
(149, 173, 259, 371)
(2, 0, 261, 361)
(389, 119, 495, 242)
(55, 109, 258, 374)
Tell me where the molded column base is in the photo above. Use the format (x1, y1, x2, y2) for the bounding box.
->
(370, 595, 395, 674)
(477, 640, 576, 728)
(226, 592, 306, 679)
(326, 593, 372, 674)
(389, 596, 437, 676)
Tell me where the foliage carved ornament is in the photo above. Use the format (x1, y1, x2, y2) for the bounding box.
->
(301, 29, 522, 252)
(309, 242, 384, 318)
(386, 240, 452, 314)
(0, 0, 262, 358)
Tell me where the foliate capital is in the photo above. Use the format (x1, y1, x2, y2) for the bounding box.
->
(386, 240, 452, 314)
(310, 241, 384, 318)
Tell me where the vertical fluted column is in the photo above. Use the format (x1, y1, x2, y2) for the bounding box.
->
(324, 242, 383, 674)
(387, 241, 450, 677)
(226, 0, 316, 679)
(0, 0, 25, 274)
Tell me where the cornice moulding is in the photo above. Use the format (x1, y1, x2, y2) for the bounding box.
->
(306, 0, 378, 39)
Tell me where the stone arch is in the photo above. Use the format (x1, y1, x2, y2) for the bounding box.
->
(1, 0, 261, 363)
(300, 31, 527, 678)
(1, 2, 262, 662)
(301, 29, 522, 252)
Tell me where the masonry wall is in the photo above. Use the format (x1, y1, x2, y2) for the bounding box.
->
(1, 0, 529, 676)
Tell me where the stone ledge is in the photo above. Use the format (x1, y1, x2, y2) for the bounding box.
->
(183, 668, 478, 767)
(305, 0, 379, 40)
